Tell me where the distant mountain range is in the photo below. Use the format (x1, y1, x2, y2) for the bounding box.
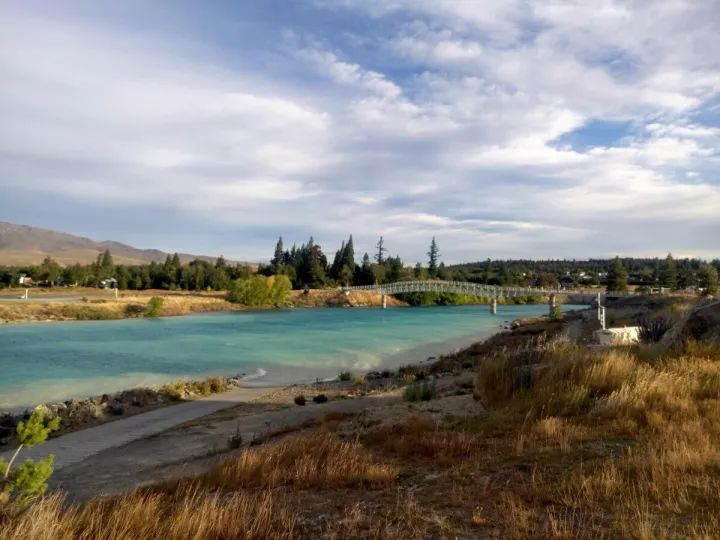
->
(0, 221, 246, 267)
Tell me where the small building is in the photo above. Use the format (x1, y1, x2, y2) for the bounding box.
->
(18, 275, 34, 286)
(594, 326, 640, 346)
(99, 278, 119, 289)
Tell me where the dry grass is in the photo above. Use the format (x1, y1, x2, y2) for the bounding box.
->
(0, 486, 294, 540)
(0, 295, 235, 323)
(363, 417, 487, 464)
(197, 432, 398, 490)
(471, 338, 720, 538)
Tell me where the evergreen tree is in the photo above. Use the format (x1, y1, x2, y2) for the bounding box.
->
(100, 249, 113, 268)
(660, 253, 678, 289)
(375, 236, 387, 264)
(699, 264, 718, 296)
(427, 237, 440, 277)
(271, 237, 284, 270)
(342, 235, 355, 270)
(215, 255, 227, 269)
(607, 256, 629, 292)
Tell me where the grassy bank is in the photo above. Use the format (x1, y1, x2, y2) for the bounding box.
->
(0, 295, 238, 323)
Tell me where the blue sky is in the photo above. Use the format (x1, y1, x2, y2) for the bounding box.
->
(1, 1, 719, 263)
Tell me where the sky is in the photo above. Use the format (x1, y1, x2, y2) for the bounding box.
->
(1, 0, 719, 264)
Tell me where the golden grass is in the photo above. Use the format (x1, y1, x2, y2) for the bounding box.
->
(197, 432, 398, 490)
(0, 295, 235, 323)
(0, 486, 294, 540)
(363, 417, 487, 464)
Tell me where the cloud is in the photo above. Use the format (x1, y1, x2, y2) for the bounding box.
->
(1, 0, 719, 262)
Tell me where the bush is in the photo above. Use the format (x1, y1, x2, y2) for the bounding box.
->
(228, 423, 243, 450)
(146, 297, 164, 318)
(0, 408, 60, 504)
(294, 395, 307, 406)
(353, 375, 365, 386)
(227, 275, 291, 307)
(637, 315, 673, 343)
(124, 304, 146, 318)
(312, 394, 328, 404)
(161, 381, 186, 401)
(403, 379, 437, 402)
(338, 371, 352, 381)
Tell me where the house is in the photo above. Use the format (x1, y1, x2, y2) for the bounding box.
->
(99, 278, 119, 289)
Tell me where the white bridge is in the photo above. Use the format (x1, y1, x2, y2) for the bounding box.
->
(342, 280, 632, 314)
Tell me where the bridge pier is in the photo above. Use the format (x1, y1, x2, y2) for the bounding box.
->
(548, 294, 557, 317)
(490, 297, 497, 315)
(381, 294, 387, 309)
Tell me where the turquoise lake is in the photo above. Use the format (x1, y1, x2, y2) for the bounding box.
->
(0, 304, 578, 410)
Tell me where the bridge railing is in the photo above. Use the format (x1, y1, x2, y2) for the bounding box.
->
(342, 280, 633, 299)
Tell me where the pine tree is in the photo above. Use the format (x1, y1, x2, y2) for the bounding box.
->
(607, 256, 628, 292)
(427, 237, 440, 277)
(342, 235, 355, 270)
(375, 236, 387, 264)
(271, 237, 284, 270)
(699, 264, 718, 296)
(100, 249, 113, 268)
(660, 253, 678, 290)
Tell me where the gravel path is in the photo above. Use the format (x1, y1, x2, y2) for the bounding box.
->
(0, 386, 280, 470)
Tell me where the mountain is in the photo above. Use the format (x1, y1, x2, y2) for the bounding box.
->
(0, 221, 247, 267)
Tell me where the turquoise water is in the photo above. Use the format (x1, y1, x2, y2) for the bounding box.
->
(0, 305, 575, 410)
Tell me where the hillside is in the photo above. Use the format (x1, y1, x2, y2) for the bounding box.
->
(0, 221, 244, 267)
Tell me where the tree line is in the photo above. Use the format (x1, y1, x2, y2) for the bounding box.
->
(1, 240, 717, 296)
(0, 250, 252, 291)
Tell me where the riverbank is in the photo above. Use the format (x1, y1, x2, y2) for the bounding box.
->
(0, 287, 405, 324)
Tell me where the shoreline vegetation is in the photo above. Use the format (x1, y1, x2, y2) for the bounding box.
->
(1, 297, 719, 536)
(0, 285, 549, 324)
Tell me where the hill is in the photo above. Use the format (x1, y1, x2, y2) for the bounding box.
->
(0, 221, 243, 267)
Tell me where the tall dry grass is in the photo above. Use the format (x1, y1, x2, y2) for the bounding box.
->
(474, 338, 720, 538)
(197, 432, 397, 490)
(0, 487, 295, 540)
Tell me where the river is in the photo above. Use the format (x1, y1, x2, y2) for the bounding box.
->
(0, 304, 578, 410)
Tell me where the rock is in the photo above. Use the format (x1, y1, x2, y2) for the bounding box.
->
(109, 401, 125, 416)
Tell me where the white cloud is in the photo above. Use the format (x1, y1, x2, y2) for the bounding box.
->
(1, 0, 719, 260)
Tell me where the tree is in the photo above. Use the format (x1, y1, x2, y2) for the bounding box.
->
(100, 249, 113, 268)
(427, 237, 440, 277)
(607, 256, 628, 292)
(698, 264, 718, 296)
(375, 236, 387, 264)
(0, 408, 60, 503)
(34, 257, 61, 285)
(271, 237, 284, 271)
(660, 253, 678, 290)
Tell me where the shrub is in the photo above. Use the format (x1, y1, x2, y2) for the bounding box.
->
(228, 424, 243, 450)
(123, 304, 146, 318)
(313, 394, 328, 404)
(294, 395, 306, 406)
(338, 371, 352, 381)
(403, 379, 436, 402)
(637, 315, 673, 343)
(190, 380, 212, 396)
(227, 275, 291, 307)
(0, 408, 60, 504)
(146, 297, 164, 318)
(161, 381, 186, 401)
(353, 375, 365, 386)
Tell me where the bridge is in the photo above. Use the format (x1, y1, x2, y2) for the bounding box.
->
(342, 280, 632, 315)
